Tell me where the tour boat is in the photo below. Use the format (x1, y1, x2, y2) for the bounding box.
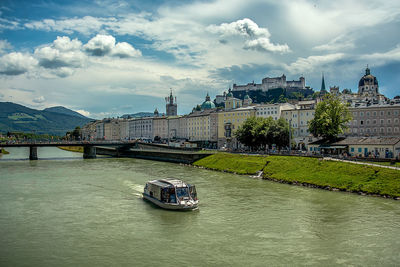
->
(142, 179, 198, 210)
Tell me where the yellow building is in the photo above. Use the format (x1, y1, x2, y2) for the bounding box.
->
(186, 110, 213, 143)
(217, 106, 256, 149)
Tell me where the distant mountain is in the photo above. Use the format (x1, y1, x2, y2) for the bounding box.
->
(0, 102, 92, 136)
(121, 112, 154, 119)
(43, 106, 89, 119)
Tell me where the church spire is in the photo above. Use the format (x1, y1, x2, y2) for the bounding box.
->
(321, 73, 327, 92)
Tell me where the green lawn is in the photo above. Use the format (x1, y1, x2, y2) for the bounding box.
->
(193, 153, 400, 198)
(264, 156, 400, 197)
(193, 152, 268, 175)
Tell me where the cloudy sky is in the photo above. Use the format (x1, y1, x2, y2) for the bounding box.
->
(1, 0, 399, 118)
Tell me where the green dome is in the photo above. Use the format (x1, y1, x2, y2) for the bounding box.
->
(227, 91, 233, 97)
(244, 94, 250, 99)
(201, 100, 216, 110)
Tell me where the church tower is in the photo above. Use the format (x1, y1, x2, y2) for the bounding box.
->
(358, 66, 379, 98)
(320, 73, 327, 95)
(165, 89, 177, 116)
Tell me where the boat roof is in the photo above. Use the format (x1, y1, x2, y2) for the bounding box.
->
(147, 178, 190, 188)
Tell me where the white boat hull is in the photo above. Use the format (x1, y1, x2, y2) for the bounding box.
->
(143, 193, 198, 210)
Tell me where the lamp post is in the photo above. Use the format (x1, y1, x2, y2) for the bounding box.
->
(289, 118, 292, 153)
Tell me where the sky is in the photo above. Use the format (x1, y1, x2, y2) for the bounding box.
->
(0, 0, 399, 118)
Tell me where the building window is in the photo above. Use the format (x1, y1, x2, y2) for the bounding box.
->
(351, 148, 354, 152)
(360, 120, 364, 125)
(373, 111, 377, 116)
(373, 120, 376, 124)
(366, 112, 370, 116)
(380, 119, 384, 125)
(366, 120, 370, 125)
(358, 148, 362, 153)
(360, 112, 364, 116)
(388, 119, 391, 124)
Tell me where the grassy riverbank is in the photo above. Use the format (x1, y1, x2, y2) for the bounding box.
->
(193, 152, 268, 174)
(58, 146, 84, 153)
(193, 153, 400, 198)
(0, 148, 10, 154)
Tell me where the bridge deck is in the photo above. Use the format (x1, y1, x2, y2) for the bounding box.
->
(0, 141, 137, 147)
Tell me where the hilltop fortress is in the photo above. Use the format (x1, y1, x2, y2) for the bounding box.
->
(228, 74, 314, 103)
(233, 74, 306, 92)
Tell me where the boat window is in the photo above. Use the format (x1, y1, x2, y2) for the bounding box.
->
(169, 188, 176, 203)
(189, 185, 197, 200)
(176, 187, 189, 200)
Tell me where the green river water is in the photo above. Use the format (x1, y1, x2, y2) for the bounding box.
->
(1, 147, 400, 266)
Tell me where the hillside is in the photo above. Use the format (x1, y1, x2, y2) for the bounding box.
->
(43, 106, 88, 119)
(0, 102, 92, 136)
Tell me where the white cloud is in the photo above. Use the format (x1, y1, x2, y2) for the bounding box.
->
(33, 96, 46, 103)
(0, 52, 38, 75)
(53, 36, 82, 51)
(0, 39, 12, 54)
(112, 42, 142, 58)
(84, 34, 115, 56)
(208, 18, 290, 53)
(207, 18, 270, 38)
(33, 36, 86, 77)
(244, 38, 290, 53)
(84, 34, 141, 58)
(286, 53, 345, 74)
(76, 109, 91, 117)
(24, 16, 111, 35)
(313, 35, 355, 52)
(0, 17, 20, 31)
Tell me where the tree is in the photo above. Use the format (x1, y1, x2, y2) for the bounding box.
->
(278, 94, 288, 103)
(342, 88, 352, 94)
(312, 91, 321, 99)
(308, 94, 352, 140)
(234, 117, 261, 150)
(235, 117, 290, 150)
(72, 126, 81, 141)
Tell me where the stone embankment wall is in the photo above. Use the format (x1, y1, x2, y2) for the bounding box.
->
(95, 146, 211, 164)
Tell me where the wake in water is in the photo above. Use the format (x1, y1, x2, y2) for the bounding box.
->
(123, 180, 144, 198)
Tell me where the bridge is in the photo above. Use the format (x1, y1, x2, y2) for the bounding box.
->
(0, 141, 138, 160)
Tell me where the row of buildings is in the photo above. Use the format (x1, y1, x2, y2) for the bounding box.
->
(82, 68, 400, 157)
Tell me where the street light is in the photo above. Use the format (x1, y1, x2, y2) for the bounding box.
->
(289, 118, 292, 153)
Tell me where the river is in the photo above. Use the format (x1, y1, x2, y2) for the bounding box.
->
(1, 147, 399, 266)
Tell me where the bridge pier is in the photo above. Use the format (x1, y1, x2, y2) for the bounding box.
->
(29, 146, 38, 160)
(83, 146, 96, 159)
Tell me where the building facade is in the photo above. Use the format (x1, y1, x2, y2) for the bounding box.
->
(217, 106, 256, 149)
(129, 117, 153, 140)
(347, 105, 400, 137)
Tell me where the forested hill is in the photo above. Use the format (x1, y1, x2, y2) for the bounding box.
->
(43, 106, 88, 119)
(0, 102, 92, 136)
